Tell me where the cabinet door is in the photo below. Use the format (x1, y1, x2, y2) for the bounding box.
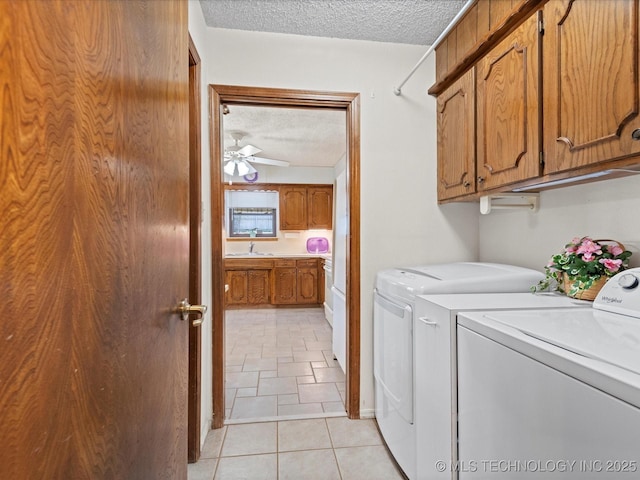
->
(247, 270, 270, 305)
(307, 186, 333, 229)
(272, 267, 297, 304)
(225, 270, 248, 305)
(476, 12, 542, 191)
(297, 267, 318, 304)
(543, 0, 640, 173)
(437, 68, 476, 201)
(279, 186, 308, 230)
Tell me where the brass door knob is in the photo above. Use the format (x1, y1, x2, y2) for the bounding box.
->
(177, 299, 208, 326)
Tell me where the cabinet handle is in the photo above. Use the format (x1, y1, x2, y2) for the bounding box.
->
(463, 181, 471, 188)
(418, 316, 437, 326)
(632, 129, 640, 141)
(477, 176, 485, 184)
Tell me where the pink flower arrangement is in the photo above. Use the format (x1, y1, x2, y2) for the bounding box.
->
(534, 236, 632, 296)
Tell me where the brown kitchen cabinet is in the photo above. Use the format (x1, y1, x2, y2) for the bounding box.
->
(432, 0, 538, 86)
(225, 258, 273, 307)
(272, 259, 298, 304)
(542, 0, 640, 174)
(296, 259, 319, 304)
(279, 186, 308, 230)
(225, 257, 322, 308)
(225, 270, 249, 306)
(476, 11, 542, 191)
(307, 186, 333, 229)
(434, 0, 640, 201)
(272, 258, 320, 305)
(437, 68, 476, 201)
(279, 185, 333, 230)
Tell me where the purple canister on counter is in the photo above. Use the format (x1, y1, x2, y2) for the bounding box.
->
(306, 237, 329, 254)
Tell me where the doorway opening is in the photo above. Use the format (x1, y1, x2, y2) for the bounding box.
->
(209, 86, 361, 428)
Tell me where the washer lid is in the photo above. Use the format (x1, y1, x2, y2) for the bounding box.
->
(375, 262, 544, 301)
(491, 309, 640, 376)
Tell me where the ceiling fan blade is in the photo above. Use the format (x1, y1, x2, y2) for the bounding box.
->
(236, 144, 261, 157)
(247, 156, 290, 167)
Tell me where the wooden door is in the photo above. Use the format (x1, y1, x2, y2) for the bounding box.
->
(297, 268, 319, 304)
(476, 12, 542, 191)
(0, 1, 189, 479)
(225, 271, 249, 305)
(307, 186, 333, 229)
(247, 270, 271, 305)
(437, 69, 476, 201)
(279, 186, 308, 230)
(272, 268, 298, 304)
(543, 0, 640, 173)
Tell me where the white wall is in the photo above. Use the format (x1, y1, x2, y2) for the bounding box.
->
(188, 0, 213, 446)
(201, 26, 478, 415)
(479, 175, 640, 270)
(225, 164, 335, 184)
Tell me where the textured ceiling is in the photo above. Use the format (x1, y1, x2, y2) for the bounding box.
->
(223, 105, 346, 168)
(199, 0, 468, 46)
(209, 0, 469, 170)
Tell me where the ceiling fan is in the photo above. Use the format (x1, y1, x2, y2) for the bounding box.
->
(223, 131, 290, 177)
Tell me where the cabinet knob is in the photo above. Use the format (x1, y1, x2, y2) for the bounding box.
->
(632, 129, 640, 141)
(477, 177, 485, 184)
(463, 181, 471, 188)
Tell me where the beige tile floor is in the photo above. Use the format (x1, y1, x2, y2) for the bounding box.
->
(187, 418, 404, 480)
(225, 307, 346, 421)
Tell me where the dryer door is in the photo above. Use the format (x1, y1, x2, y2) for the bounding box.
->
(373, 290, 413, 424)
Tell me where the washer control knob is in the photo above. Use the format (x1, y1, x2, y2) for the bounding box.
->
(617, 273, 639, 289)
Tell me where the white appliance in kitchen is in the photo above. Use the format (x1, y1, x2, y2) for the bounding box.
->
(323, 256, 333, 326)
(373, 262, 545, 480)
(414, 292, 587, 480)
(331, 168, 348, 373)
(456, 268, 640, 479)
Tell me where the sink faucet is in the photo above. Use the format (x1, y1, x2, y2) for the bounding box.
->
(249, 241, 255, 253)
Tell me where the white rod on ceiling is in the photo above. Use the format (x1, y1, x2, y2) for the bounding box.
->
(393, 0, 476, 96)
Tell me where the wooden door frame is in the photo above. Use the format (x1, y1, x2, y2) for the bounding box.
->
(209, 85, 361, 428)
(187, 34, 202, 462)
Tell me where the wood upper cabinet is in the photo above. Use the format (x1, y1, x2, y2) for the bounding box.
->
(432, 0, 537, 85)
(542, 0, 640, 173)
(279, 186, 307, 230)
(437, 68, 476, 201)
(476, 12, 542, 191)
(307, 186, 333, 229)
(279, 185, 333, 230)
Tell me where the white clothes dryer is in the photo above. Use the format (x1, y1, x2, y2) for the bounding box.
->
(374, 263, 544, 479)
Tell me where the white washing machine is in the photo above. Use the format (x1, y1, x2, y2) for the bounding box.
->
(456, 268, 640, 479)
(414, 292, 587, 480)
(374, 263, 545, 480)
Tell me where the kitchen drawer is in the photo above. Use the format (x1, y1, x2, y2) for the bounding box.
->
(225, 258, 274, 269)
(296, 258, 318, 268)
(274, 259, 296, 268)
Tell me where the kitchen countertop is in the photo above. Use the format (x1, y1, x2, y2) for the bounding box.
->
(224, 253, 329, 259)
